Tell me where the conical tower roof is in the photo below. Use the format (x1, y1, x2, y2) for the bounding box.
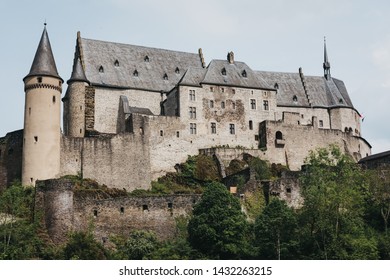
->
(67, 57, 89, 85)
(24, 25, 63, 82)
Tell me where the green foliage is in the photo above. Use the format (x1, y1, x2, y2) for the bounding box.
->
(226, 159, 247, 176)
(188, 182, 249, 259)
(194, 154, 221, 182)
(299, 144, 375, 259)
(111, 230, 158, 260)
(255, 199, 299, 259)
(63, 230, 108, 260)
(241, 187, 267, 221)
(249, 158, 272, 181)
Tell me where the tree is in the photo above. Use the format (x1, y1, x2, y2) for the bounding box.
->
(112, 230, 158, 260)
(63, 230, 108, 260)
(188, 182, 249, 259)
(254, 199, 298, 259)
(298, 145, 378, 259)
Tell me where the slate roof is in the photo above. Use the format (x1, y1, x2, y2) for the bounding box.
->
(257, 71, 354, 108)
(24, 26, 62, 82)
(67, 57, 89, 85)
(79, 38, 203, 92)
(128, 107, 154, 116)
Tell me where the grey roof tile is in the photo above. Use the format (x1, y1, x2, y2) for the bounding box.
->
(67, 57, 89, 85)
(80, 38, 203, 92)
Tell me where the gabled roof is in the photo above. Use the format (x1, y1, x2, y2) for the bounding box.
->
(24, 26, 62, 82)
(202, 60, 273, 90)
(79, 38, 203, 92)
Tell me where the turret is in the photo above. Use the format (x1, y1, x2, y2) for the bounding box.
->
(63, 52, 90, 137)
(22, 24, 63, 186)
(323, 37, 331, 80)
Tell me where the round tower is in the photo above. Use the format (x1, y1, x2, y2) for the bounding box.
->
(63, 56, 90, 137)
(22, 25, 63, 186)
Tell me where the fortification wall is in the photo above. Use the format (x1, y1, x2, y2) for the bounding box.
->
(35, 178, 200, 244)
(329, 107, 361, 136)
(0, 130, 23, 189)
(60, 133, 151, 191)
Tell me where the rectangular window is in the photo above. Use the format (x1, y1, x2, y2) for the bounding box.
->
(249, 120, 253, 130)
(189, 90, 196, 101)
(210, 87, 214, 92)
(190, 123, 197, 134)
(189, 107, 196, 119)
(209, 100, 214, 108)
(250, 99, 256, 110)
(211, 122, 216, 134)
(221, 101, 225, 109)
(229, 124, 235, 135)
(319, 120, 323, 127)
(263, 100, 269, 111)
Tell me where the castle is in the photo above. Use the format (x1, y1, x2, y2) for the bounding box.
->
(0, 26, 371, 191)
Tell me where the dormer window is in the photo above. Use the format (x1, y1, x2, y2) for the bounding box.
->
(114, 60, 119, 67)
(175, 67, 180, 74)
(293, 95, 298, 103)
(274, 83, 279, 90)
(163, 73, 168, 80)
(99, 66, 104, 73)
(221, 68, 226, 76)
(144, 55, 150, 62)
(133, 69, 139, 77)
(339, 98, 343, 103)
(241, 70, 247, 77)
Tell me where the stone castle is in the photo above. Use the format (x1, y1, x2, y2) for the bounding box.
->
(0, 26, 372, 192)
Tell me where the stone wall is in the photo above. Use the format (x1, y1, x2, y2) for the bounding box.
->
(35, 178, 200, 244)
(60, 132, 151, 191)
(0, 130, 23, 190)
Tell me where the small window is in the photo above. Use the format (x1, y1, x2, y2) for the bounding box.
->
(139, 127, 144, 135)
(209, 100, 214, 108)
(52, 95, 56, 103)
(319, 120, 323, 127)
(221, 68, 226, 75)
(29, 107, 31, 115)
(232, 102, 236, 109)
(114, 60, 119, 67)
(339, 98, 343, 103)
(189, 90, 196, 101)
(276, 131, 283, 140)
(176, 131, 180, 138)
(263, 100, 269, 111)
(34, 136, 38, 143)
(168, 203, 173, 209)
(242, 70, 247, 77)
(221, 88, 225, 93)
(190, 123, 197, 135)
(93, 209, 98, 217)
(211, 122, 216, 134)
(250, 99, 256, 110)
(30, 178, 33, 183)
(163, 73, 168, 80)
(144, 55, 150, 62)
(210, 87, 214, 92)
(99, 66, 104, 73)
(175, 67, 180, 74)
(221, 101, 225, 109)
(286, 188, 292, 194)
(232, 89, 236, 94)
(80, 129, 82, 134)
(249, 120, 253, 130)
(293, 95, 298, 103)
(133, 70, 139, 77)
(255, 135, 259, 141)
(160, 130, 164, 136)
(37, 77, 42, 83)
(80, 106, 83, 111)
(142, 205, 149, 211)
(189, 107, 196, 119)
(229, 124, 235, 135)
(274, 83, 279, 90)
(59, 81, 62, 86)
(120, 207, 124, 214)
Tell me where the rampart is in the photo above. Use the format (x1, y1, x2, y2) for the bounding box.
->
(35, 179, 200, 244)
(0, 130, 23, 190)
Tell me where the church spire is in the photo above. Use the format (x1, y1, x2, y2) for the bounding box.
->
(323, 36, 331, 80)
(24, 24, 63, 82)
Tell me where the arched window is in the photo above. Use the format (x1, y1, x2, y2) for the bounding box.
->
(133, 70, 139, 77)
(114, 60, 119, 67)
(274, 83, 279, 90)
(275, 131, 283, 140)
(241, 70, 247, 77)
(163, 73, 168, 80)
(221, 68, 226, 76)
(99, 66, 104, 73)
(293, 95, 298, 102)
(175, 67, 180, 74)
(144, 55, 150, 62)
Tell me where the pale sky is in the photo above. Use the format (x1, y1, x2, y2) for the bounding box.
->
(1, 0, 389, 154)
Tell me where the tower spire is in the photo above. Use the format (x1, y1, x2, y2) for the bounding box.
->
(323, 36, 331, 80)
(24, 24, 63, 82)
